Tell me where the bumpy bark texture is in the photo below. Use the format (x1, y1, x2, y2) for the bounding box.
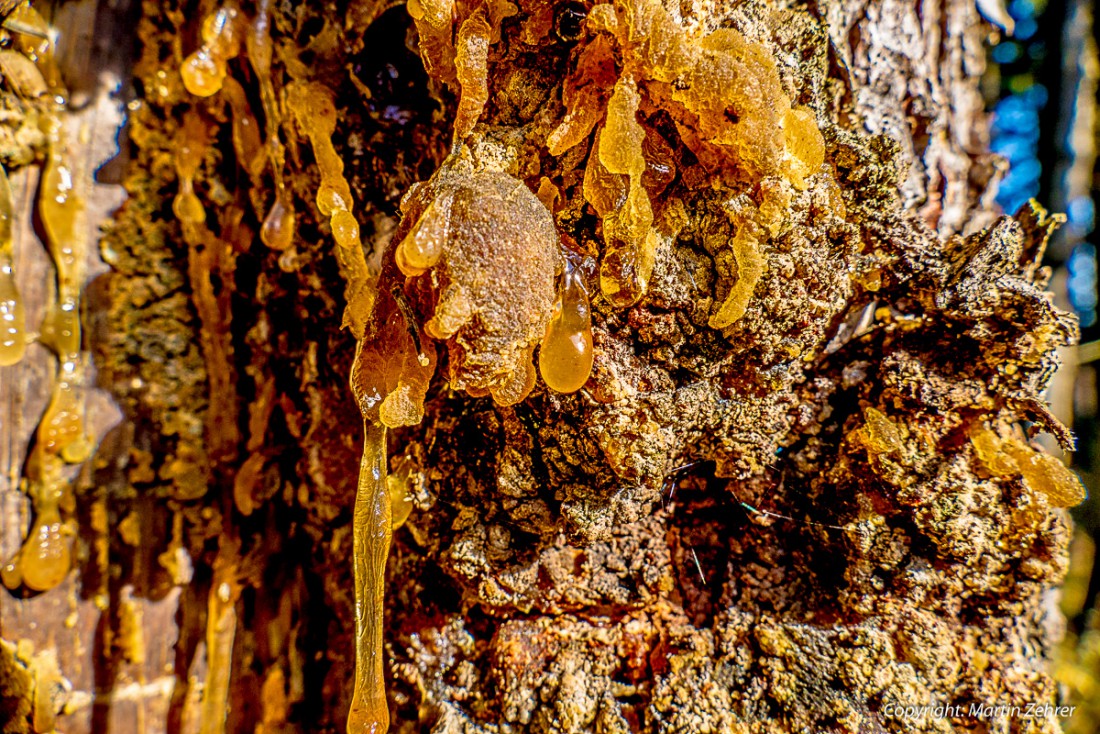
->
(1, 0, 1087, 732)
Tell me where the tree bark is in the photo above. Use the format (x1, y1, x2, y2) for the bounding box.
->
(0, 0, 1087, 732)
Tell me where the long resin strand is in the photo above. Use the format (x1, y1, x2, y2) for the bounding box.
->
(0, 164, 25, 366)
(348, 420, 391, 734)
(286, 81, 376, 336)
(199, 557, 241, 734)
(1, 116, 88, 592)
(247, 0, 296, 252)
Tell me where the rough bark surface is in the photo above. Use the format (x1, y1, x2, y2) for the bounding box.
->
(0, 0, 1087, 732)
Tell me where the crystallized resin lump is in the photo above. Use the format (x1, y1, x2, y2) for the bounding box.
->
(395, 162, 558, 406)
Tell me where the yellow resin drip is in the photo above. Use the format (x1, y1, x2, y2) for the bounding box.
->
(970, 426, 1086, 507)
(181, 5, 243, 97)
(0, 473, 71, 592)
(287, 81, 376, 338)
(246, 0, 275, 100)
(172, 112, 241, 463)
(386, 456, 417, 530)
(452, 11, 491, 145)
(708, 219, 765, 330)
(594, 76, 657, 307)
(2, 115, 88, 592)
(6, 3, 65, 98)
(221, 75, 264, 178)
(395, 193, 451, 277)
(199, 549, 242, 734)
(248, 0, 296, 250)
(38, 123, 86, 424)
(547, 36, 617, 156)
(173, 113, 208, 227)
(406, 0, 458, 85)
(347, 420, 391, 734)
(0, 165, 25, 366)
(346, 291, 437, 734)
(539, 260, 593, 393)
(16, 506, 69, 591)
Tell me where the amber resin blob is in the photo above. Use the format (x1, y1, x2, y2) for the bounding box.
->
(394, 155, 561, 406)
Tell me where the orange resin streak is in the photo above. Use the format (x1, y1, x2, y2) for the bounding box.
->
(247, 0, 297, 252)
(347, 420, 391, 734)
(0, 165, 25, 366)
(346, 296, 437, 734)
(172, 112, 241, 461)
(287, 81, 376, 338)
(2, 115, 88, 592)
(199, 550, 242, 734)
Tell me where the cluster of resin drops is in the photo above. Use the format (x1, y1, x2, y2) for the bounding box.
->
(1, 3, 95, 596)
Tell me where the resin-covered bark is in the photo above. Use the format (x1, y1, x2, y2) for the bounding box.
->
(1, 0, 1089, 732)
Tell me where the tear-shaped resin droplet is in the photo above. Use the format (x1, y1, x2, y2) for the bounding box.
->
(331, 209, 361, 249)
(540, 266, 593, 393)
(261, 196, 295, 251)
(20, 511, 70, 592)
(181, 49, 226, 97)
(396, 193, 452, 276)
(173, 189, 206, 225)
(180, 5, 242, 97)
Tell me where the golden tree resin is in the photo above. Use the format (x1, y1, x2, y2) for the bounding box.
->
(347, 421, 391, 734)
(0, 165, 25, 366)
(394, 160, 558, 406)
(347, 292, 438, 734)
(260, 194, 295, 251)
(970, 426, 1087, 507)
(10, 504, 70, 591)
(199, 554, 242, 734)
(3, 114, 89, 592)
(181, 5, 243, 97)
(248, 0, 296, 251)
(287, 81, 377, 338)
(595, 76, 656, 307)
(539, 259, 593, 393)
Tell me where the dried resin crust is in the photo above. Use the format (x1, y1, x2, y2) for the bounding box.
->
(393, 156, 559, 406)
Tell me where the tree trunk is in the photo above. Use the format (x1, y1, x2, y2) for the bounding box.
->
(0, 0, 1088, 732)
